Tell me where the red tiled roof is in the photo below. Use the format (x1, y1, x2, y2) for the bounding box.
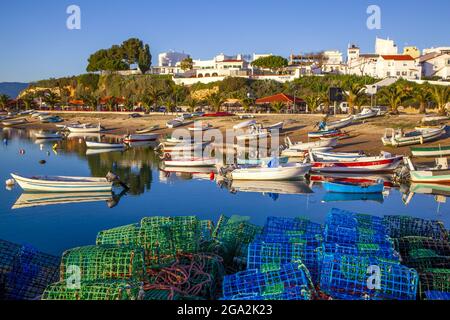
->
(69, 100, 84, 105)
(256, 93, 304, 104)
(381, 55, 415, 61)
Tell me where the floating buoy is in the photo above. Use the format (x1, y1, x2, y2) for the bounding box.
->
(3, 138, 7, 145)
(210, 171, 215, 181)
(39, 160, 46, 165)
(19, 149, 25, 155)
(5, 178, 15, 186)
(52, 143, 58, 150)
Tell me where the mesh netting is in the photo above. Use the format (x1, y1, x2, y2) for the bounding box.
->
(322, 243, 400, 262)
(96, 223, 141, 247)
(223, 286, 312, 301)
(42, 280, 142, 300)
(140, 216, 201, 269)
(222, 262, 314, 300)
(200, 220, 215, 241)
(384, 216, 448, 240)
(327, 208, 387, 232)
(0, 240, 60, 300)
(320, 254, 418, 300)
(262, 217, 323, 236)
(60, 245, 146, 282)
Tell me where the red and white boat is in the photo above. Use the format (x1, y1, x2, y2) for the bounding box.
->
(123, 133, 159, 143)
(309, 152, 403, 173)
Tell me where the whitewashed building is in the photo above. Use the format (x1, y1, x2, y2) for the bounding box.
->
(322, 50, 346, 74)
(158, 51, 190, 67)
(420, 51, 450, 80)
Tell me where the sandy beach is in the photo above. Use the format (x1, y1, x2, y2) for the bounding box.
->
(3, 112, 447, 159)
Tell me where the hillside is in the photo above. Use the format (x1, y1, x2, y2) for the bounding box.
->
(0, 82, 29, 98)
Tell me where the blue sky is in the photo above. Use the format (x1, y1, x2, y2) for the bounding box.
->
(0, 0, 449, 82)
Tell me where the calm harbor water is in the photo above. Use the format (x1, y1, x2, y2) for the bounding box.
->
(0, 127, 449, 256)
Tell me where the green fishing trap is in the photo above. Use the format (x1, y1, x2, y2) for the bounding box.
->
(96, 223, 141, 247)
(42, 280, 142, 300)
(60, 245, 146, 282)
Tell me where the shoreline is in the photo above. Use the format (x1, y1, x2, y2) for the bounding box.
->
(1, 113, 448, 160)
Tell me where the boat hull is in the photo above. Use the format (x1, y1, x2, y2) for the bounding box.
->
(164, 158, 217, 167)
(411, 145, 450, 157)
(231, 163, 311, 181)
(11, 174, 113, 192)
(86, 141, 124, 149)
(311, 156, 403, 173)
(410, 170, 450, 183)
(123, 134, 159, 143)
(322, 181, 384, 193)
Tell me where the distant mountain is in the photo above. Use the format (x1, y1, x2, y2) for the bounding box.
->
(0, 82, 29, 98)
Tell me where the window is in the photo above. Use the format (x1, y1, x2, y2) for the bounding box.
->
(402, 71, 407, 76)
(397, 71, 401, 76)
(447, 59, 450, 66)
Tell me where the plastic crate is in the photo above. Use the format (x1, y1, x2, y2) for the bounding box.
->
(320, 254, 418, 300)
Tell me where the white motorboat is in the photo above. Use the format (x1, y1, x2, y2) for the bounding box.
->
(325, 116, 354, 131)
(233, 120, 257, 130)
(353, 108, 379, 121)
(311, 150, 366, 161)
(123, 133, 159, 143)
(382, 126, 446, 147)
(67, 123, 103, 133)
(281, 147, 333, 158)
(2, 118, 28, 126)
(85, 141, 124, 149)
(421, 115, 449, 123)
(10, 173, 113, 192)
(285, 137, 338, 151)
(229, 162, 312, 181)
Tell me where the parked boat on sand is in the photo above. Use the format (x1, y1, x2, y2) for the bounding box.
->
(284, 137, 338, 151)
(411, 145, 450, 157)
(123, 133, 159, 143)
(382, 126, 446, 147)
(324, 116, 354, 131)
(406, 157, 450, 183)
(67, 124, 103, 133)
(136, 125, 160, 134)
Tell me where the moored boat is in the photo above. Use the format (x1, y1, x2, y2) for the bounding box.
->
(237, 156, 289, 166)
(2, 118, 28, 126)
(325, 116, 354, 131)
(353, 108, 379, 121)
(228, 162, 311, 181)
(233, 120, 256, 130)
(406, 157, 450, 183)
(163, 157, 217, 167)
(136, 125, 160, 134)
(67, 124, 103, 133)
(123, 133, 159, 143)
(311, 150, 366, 161)
(285, 137, 338, 151)
(281, 147, 333, 158)
(322, 180, 384, 194)
(310, 152, 403, 173)
(382, 126, 446, 147)
(34, 131, 62, 140)
(10, 173, 114, 192)
(188, 123, 213, 132)
(166, 118, 185, 128)
(410, 145, 450, 157)
(264, 122, 284, 131)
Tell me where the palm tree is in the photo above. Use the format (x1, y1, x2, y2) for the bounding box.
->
(270, 101, 285, 113)
(430, 86, 450, 116)
(304, 95, 321, 114)
(412, 86, 432, 114)
(0, 94, 11, 110)
(146, 86, 164, 111)
(378, 85, 407, 115)
(319, 91, 331, 114)
(208, 93, 225, 112)
(21, 93, 35, 110)
(186, 97, 198, 112)
(241, 97, 254, 113)
(343, 83, 366, 115)
(43, 91, 60, 110)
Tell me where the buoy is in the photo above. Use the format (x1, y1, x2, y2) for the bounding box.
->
(3, 138, 7, 145)
(5, 178, 15, 186)
(19, 149, 25, 155)
(39, 160, 46, 165)
(52, 143, 58, 150)
(210, 171, 215, 181)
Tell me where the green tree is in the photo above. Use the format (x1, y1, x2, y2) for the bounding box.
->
(180, 57, 194, 71)
(304, 95, 321, 114)
(270, 101, 285, 113)
(43, 91, 60, 110)
(431, 86, 450, 115)
(21, 93, 35, 110)
(412, 85, 432, 114)
(185, 97, 198, 112)
(241, 97, 254, 113)
(319, 91, 331, 114)
(378, 85, 407, 115)
(208, 93, 225, 112)
(138, 44, 152, 74)
(343, 83, 366, 115)
(251, 56, 288, 73)
(0, 94, 10, 110)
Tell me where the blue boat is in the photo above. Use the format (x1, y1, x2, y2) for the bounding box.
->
(322, 180, 384, 194)
(322, 192, 384, 203)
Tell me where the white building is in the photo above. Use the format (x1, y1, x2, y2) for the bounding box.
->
(346, 40, 421, 80)
(375, 37, 398, 55)
(423, 47, 450, 55)
(420, 51, 450, 80)
(158, 51, 190, 67)
(191, 53, 249, 78)
(322, 50, 346, 74)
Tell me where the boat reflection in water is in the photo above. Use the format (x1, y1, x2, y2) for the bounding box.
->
(322, 192, 384, 204)
(220, 180, 313, 201)
(403, 182, 450, 206)
(86, 148, 125, 156)
(12, 191, 128, 210)
(160, 166, 216, 182)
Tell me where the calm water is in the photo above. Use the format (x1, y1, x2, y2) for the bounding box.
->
(0, 127, 449, 256)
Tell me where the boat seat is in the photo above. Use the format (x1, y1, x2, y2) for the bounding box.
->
(436, 158, 449, 170)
